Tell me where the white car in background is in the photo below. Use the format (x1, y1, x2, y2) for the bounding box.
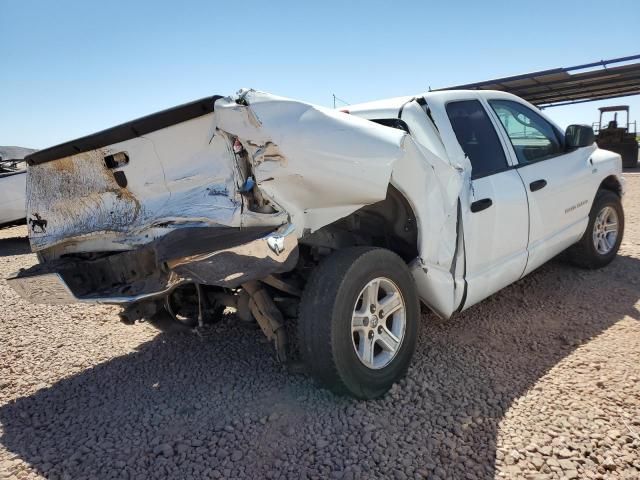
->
(7, 89, 625, 398)
(0, 157, 27, 225)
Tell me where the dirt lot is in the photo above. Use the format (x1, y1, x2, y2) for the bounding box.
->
(1, 176, 639, 480)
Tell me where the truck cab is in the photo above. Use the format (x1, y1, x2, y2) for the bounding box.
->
(348, 90, 624, 316)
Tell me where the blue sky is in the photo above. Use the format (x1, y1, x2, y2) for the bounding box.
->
(1, 0, 638, 149)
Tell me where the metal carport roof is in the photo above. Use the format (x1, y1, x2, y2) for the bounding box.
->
(435, 54, 640, 108)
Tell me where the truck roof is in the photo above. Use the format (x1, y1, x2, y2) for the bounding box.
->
(347, 89, 524, 119)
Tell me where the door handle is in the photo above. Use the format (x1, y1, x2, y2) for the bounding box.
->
(530, 179, 547, 192)
(470, 198, 493, 213)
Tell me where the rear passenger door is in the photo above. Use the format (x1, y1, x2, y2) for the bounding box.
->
(445, 100, 530, 309)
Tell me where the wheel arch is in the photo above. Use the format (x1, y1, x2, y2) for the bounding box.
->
(599, 174, 623, 197)
(299, 184, 420, 263)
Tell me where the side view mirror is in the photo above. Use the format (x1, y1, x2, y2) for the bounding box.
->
(565, 124, 595, 149)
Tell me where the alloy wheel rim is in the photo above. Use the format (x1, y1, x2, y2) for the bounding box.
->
(592, 206, 619, 255)
(351, 277, 406, 370)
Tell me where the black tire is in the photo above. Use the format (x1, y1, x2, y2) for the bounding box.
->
(567, 189, 624, 269)
(298, 247, 420, 399)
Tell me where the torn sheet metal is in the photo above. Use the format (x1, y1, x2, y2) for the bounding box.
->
(212, 91, 468, 317)
(27, 90, 409, 254)
(386, 129, 466, 318)
(213, 89, 409, 234)
(166, 223, 298, 288)
(338, 94, 469, 316)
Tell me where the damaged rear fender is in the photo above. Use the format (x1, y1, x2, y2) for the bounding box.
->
(214, 90, 409, 234)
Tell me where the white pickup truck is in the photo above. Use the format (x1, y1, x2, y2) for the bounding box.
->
(8, 89, 624, 398)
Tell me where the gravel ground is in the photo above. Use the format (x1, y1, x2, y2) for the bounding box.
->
(1, 176, 639, 480)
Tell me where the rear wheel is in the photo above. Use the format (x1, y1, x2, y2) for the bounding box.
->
(298, 247, 420, 399)
(567, 189, 624, 269)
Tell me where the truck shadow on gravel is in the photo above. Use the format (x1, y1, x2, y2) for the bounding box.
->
(1, 255, 639, 479)
(0, 236, 30, 257)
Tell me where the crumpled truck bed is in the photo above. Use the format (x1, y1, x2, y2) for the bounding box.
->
(16, 89, 466, 318)
(25, 90, 407, 256)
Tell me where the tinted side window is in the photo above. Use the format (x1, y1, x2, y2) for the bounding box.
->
(489, 99, 563, 164)
(445, 100, 508, 179)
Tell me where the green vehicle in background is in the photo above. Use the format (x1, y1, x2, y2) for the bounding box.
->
(593, 105, 639, 168)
